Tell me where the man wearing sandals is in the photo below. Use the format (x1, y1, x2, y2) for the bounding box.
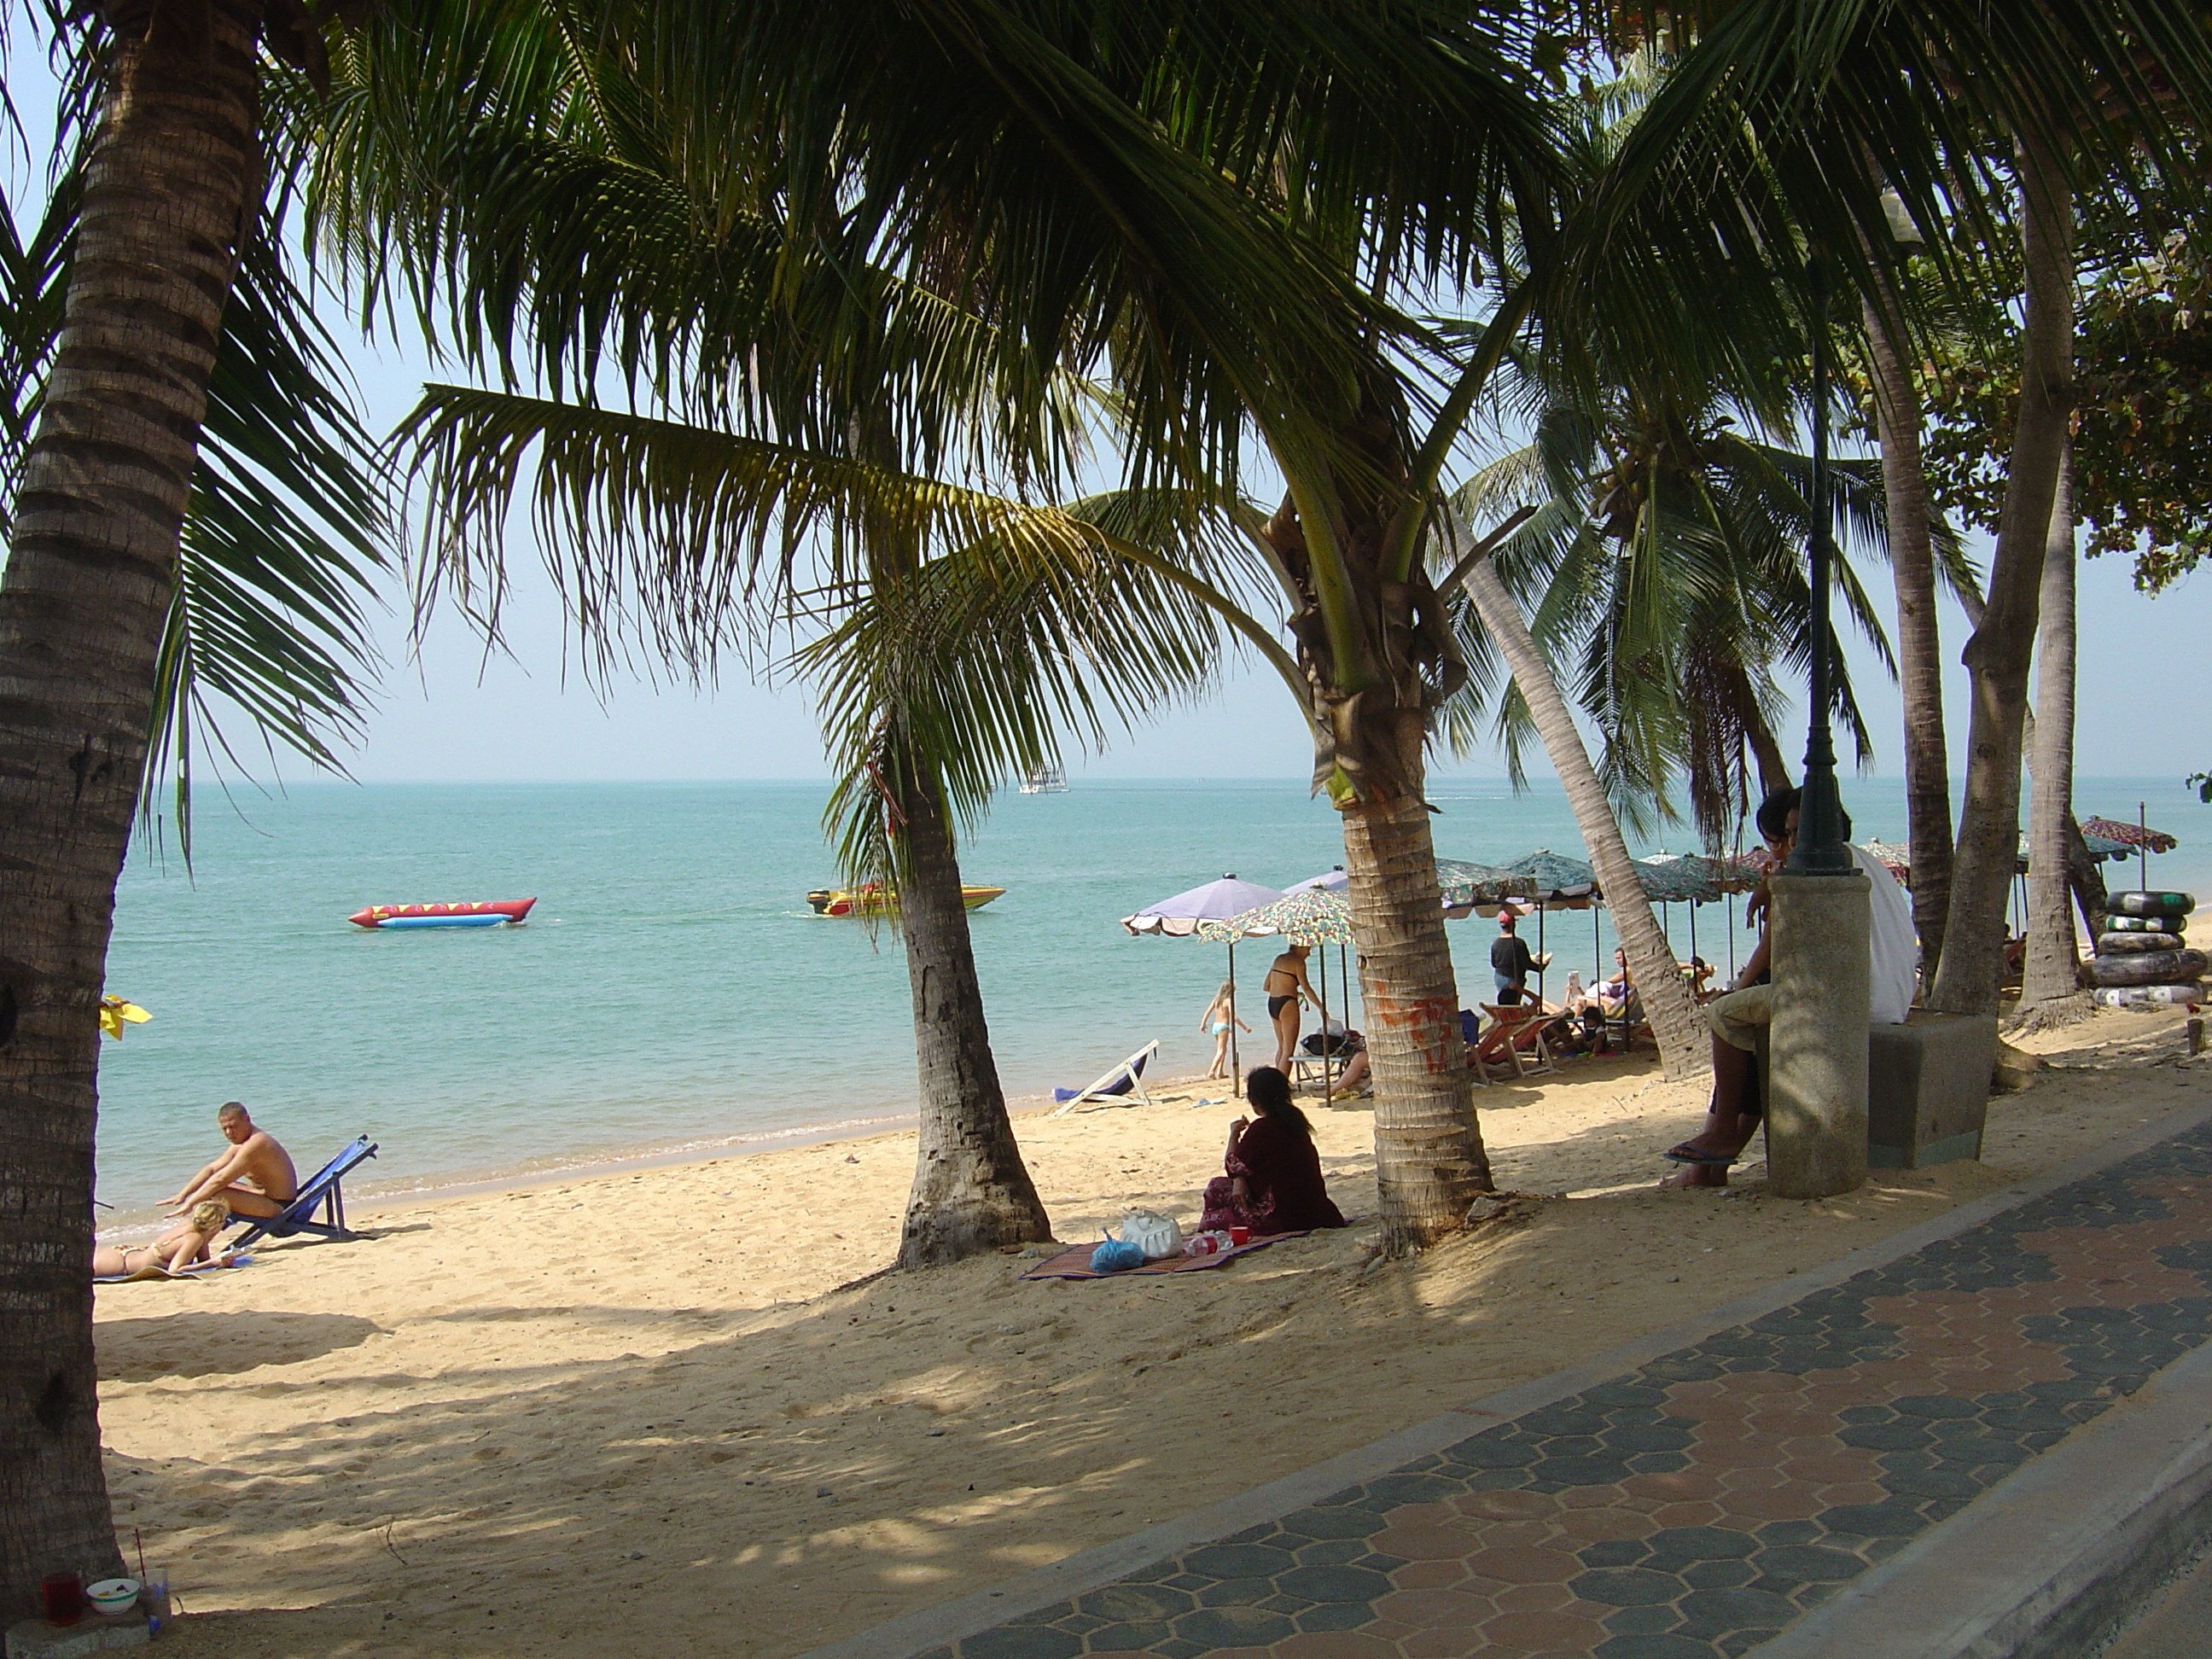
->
(1660, 788, 1917, 1187)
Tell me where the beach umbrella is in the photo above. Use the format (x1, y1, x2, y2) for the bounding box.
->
(1199, 887, 1353, 946)
(2081, 808, 2180, 889)
(1500, 849, 1598, 900)
(1499, 851, 1603, 991)
(1123, 874, 1285, 1094)
(1285, 865, 1346, 893)
(1202, 889, 1359, 1103)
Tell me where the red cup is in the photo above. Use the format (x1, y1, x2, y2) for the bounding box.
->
(41, 1572, 85, 1627)
(1229, 1226, 1250, 1246)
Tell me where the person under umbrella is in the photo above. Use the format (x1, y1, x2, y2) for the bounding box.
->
(1491, 912, 1537, 1005)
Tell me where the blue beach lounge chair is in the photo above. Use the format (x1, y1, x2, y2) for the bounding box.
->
(1051, 1041, 1159, 1116)
(228, 1136, 378, 1249)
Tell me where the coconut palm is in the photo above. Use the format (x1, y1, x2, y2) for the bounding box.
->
(1440, 370, 1934, 1074)
(400, 381, 1250, 1266)
(312, 0, 1580, 1250)
(0, 5, 388, 1612)
(2017, 443, 2090, 1027)
(344, 0, 2212, 1243)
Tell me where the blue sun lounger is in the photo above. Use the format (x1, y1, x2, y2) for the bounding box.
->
(1050, 1040, 1158, 1115)
(228, 1136, 378, 1249)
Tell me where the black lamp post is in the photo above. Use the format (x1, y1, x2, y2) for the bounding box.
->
(1787, 254, 1853, 876)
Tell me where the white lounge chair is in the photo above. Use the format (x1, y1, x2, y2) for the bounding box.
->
(1050, 1040, 1160, 1115)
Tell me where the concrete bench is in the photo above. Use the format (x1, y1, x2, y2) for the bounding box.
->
(1757, 1010, 1999, 1170)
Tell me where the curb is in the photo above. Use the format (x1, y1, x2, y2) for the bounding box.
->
(796, 1094, 2212, 1659)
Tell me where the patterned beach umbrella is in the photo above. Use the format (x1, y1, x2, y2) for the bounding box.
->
(1500, 849, 1598, 903)
(1633, 856, 1721, 905)
(1861, 839, 1914, 882)
(1435, 859, 1540, 907)
(1286, 861, 1533, 907)
(1197, 888, 1353, 946)
(2080, 817, 2178, 854)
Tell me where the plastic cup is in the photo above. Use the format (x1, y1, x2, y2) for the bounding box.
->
(40, 1572, 85, 1627)
(1229, 1226, 1250, 1246)
(144, 1573, 169, 1633)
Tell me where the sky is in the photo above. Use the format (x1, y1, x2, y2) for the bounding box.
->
(3, 32, 2197, 793)
(336, 331, 2198, 789)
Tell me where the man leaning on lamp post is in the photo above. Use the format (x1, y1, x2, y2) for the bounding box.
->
(1656, 788, 1918, 1188)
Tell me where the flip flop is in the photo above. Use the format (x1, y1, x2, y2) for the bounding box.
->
(1662, 1144, 1738, 1167)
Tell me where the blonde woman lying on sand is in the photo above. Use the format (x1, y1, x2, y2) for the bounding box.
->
(94, 1200, 234, 1281)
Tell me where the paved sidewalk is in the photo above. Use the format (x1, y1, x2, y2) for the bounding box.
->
(830, 1101, 2212, 1659)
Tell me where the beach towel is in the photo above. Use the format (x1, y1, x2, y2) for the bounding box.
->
(1021, 1231, 1314, 1280)
(93, 1254, 253, 1285)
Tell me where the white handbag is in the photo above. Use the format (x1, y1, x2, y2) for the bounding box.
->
(1118, 1208, 1185, 1260)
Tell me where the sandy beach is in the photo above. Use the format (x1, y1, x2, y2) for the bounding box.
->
(96, 1006, 2208, 1659)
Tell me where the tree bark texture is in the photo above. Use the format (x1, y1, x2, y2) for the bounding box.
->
(1460, 550, 1707, 1079)
(1743, 698, 1793, 798)
(0, 3, 262, 1616)
(892, 766, 1051, 1267)
(1341, 731, 1494, 1250)
(1254, 409, 1498, 1252)
(1928, 135, 2075, 1017)
(2017, 443, 2091, 1028)
(1865, 294, 1954, 986)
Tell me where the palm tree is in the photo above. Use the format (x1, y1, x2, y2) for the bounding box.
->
(2017, 442, 2092, 1027)
(401, 381, 1247, 1266)
(0, 4, 387, 1614)
(1924, 133, 2075, 1017)
(1862, 285, 1956, 982)
(316, 1, 2212, 1259)
(315, 1, 1574, 1250)
(1441, 367, 1930, 1076)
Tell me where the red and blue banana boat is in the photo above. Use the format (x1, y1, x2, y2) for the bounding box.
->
(348, 898, 537, 930)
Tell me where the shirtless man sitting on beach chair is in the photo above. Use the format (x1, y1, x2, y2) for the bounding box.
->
(162, 1102, 298, 1220)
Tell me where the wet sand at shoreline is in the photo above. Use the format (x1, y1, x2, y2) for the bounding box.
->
(97, 1006, 2208, 1659)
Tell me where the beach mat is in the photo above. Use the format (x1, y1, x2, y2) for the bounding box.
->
(1022, 1231, 1313, 1280)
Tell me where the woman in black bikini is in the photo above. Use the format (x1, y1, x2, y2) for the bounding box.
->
(1263, 944, 1317, 1072)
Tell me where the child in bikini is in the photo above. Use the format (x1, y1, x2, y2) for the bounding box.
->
(1199, 981, 1251, 1080)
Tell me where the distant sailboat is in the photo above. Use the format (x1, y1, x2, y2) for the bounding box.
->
(1019, 765, 1067, 795)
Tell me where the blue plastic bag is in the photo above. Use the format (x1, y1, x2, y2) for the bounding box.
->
(1090, 1238, 1146, 1273)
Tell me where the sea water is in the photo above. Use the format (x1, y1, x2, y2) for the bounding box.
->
(95, 775, 2208, 1225)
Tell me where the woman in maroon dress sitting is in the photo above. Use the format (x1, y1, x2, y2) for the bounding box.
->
(1200, 1067, 1348, 1235)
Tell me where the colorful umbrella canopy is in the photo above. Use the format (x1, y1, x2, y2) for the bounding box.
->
(1633, 854, 1720, 905)
(1435, 859, 1540, 906)
(2080, 817, 2179, 854)
(1500, 849, 1598, 902)
(1121, 875, 1286, 935)
(1197, 888, 1353, 946)
(1285, 861, 1533, 908)
(1861, 839, 1913, 881)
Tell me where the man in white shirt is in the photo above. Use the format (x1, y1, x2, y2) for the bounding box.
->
(1661, 788, 1919, 1187)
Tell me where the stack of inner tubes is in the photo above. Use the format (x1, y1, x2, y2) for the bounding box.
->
(2087, 891, 2204, 1009)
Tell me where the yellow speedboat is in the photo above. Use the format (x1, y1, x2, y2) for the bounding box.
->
(806, 882, 1005, 917)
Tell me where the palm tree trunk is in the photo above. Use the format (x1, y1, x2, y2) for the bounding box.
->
(892, 764, 1051, 1267)
(0, 2, 261, 1616)
(1460, 550, 1707, 1079)
(2065, 812, 2109, 944)
(1743, 697, 1793, 797)
(1928, 133, 2075, 1018)
(1339, 709, 1494, 1251)
(2016, 443, 2090, 1028)
(1865, 293, 1954, 983)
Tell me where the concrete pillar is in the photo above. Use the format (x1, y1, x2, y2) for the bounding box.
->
(1767, 870, 1871, 1198)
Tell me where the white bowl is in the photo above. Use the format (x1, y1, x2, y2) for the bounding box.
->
(86, 1578, 140, 1615)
